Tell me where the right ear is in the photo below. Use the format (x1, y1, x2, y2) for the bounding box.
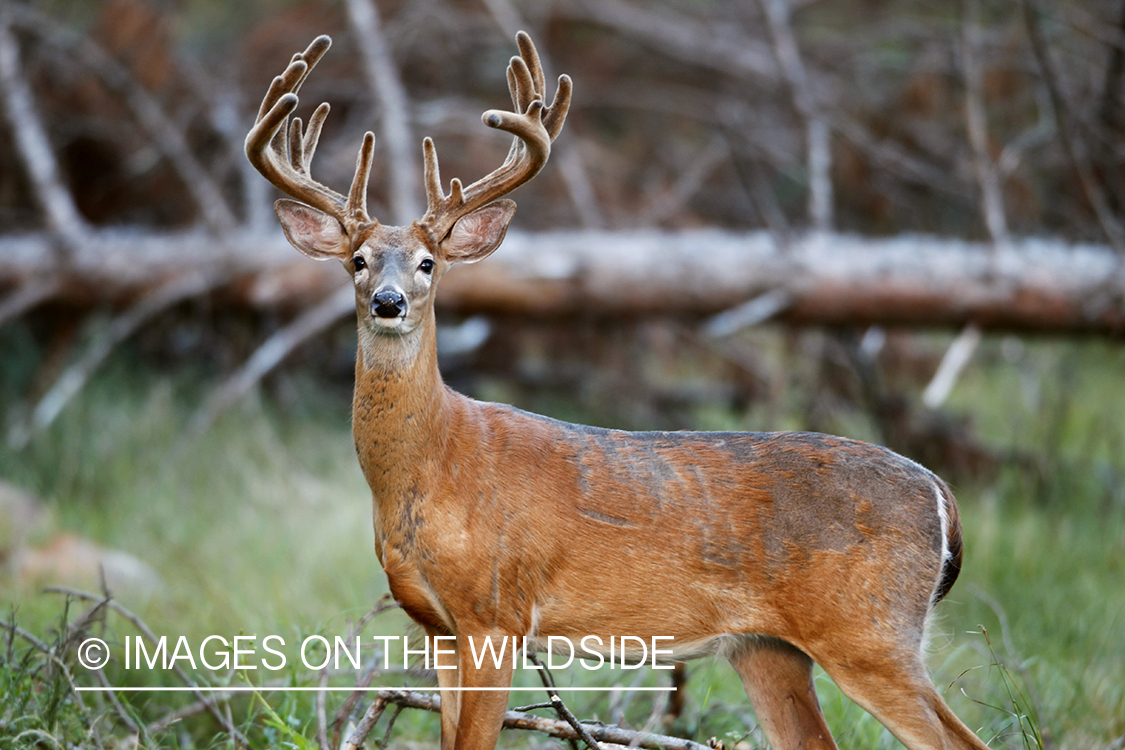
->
(275, 199, 349, 261)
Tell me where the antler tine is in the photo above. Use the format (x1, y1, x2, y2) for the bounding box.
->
(542, 74, 572, 141)
(347, 132, 377, 222)
(246, 35, 377, 228)
(420, 32, 571, 244)
(514, 31, 546, 105)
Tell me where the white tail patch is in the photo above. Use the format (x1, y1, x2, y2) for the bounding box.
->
(934, 480, 952, 564)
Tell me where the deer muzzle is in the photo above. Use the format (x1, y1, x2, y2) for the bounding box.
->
(371, 288, 407, 319)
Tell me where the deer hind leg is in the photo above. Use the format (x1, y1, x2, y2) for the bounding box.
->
(430, 629, 461, 750)
(814, 647, 990, 750)
(728, 638, 839, 750)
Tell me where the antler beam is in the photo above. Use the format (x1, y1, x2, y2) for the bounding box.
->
(419, 31, 572, 244)
(245, 35, 376, 229)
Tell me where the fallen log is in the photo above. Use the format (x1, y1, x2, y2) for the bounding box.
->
(1, 229, 1123, 334)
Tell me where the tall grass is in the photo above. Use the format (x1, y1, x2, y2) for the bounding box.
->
(1, 325, 1122, 748)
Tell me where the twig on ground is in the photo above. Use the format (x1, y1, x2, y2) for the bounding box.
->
(344, 689, 710, 750)
(0, 617, 98, 744)
(92, 665, 144, 739)
(316, 670, 330, 750)
(42, 587, 248, 744)
(342, 695, 388, 750)
(378, 704, 406, 749)
(145, 691, 237, 736)
(967, 585, 1056, 750)
(525, 652, 580, 750)
(328, 595, 401, 749)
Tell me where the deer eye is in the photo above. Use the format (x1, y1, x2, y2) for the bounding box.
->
(419, 259, 435, 274)
(352, 256, 366, 272)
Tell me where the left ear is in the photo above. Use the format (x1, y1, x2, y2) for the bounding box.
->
(440, 200, 516, 264)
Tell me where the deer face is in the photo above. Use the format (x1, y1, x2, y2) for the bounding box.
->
(275, 198, 516, 337)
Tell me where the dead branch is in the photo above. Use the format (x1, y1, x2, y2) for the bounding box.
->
(7, 271, 221, 450)
(638, 137, 729, 227)
(922, 324, 982, 409)
(2, 229, 1124, 334)
(345, 689, 713, 750)
(43, 587, 248, 744)
(0, 12, 87, 249)
(960, 0, 1009, 247)
(329, 595, 401, 749)
(0, 274, 59, 328)
(145, 691, 237, 736)
(344, 0, 419, 224)
(184, 283, 356, 441)
(0, 620, 93, 724)
(556, 0, 777, 83)
(1022, 0, 1125, 253)
(343, 695, 388, 750)
(758, 0, 833, 231)
(8, 5, 237, 234)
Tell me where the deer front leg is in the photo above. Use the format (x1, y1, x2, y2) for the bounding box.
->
(451, 634, 514, 750)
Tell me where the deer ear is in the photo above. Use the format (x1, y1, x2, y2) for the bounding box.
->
(440, 200, 516, 264)
(275, 199, 349, 261)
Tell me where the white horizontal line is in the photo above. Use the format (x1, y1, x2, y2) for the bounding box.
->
(75, 686, 675, 693)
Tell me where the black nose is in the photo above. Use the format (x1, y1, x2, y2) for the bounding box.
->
(371, 289, 406, 319)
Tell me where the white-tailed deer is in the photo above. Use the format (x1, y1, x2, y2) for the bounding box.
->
(247, 33, 990, 750)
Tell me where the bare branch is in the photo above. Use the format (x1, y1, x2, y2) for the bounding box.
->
(638, 136, 729, 226)
(922, 324, 982, 409)
(1022, 0, 1125, 253)
(757, 0, 833, 231)
(145, 691, 237, 736)
(960, 0, 1009, 247)
(8, 271, 221, 450)
(185, 283, 356, 441)
(344, 689, 713, 750)
(556, 0, 778, 83)
(344, 0, 419, 224)
(343, 695, 388, 750)
(0, 12, 87, 249)
(8, 5, 237, 234)
(42, 587, 248, 744)
(0, 275, 60, 328)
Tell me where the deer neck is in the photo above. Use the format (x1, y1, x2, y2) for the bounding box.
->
(352, 308, 451, 511)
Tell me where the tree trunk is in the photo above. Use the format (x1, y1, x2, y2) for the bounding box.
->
(2, 230, 1122, 334)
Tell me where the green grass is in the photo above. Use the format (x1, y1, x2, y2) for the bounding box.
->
(1, 328, 1122, 749)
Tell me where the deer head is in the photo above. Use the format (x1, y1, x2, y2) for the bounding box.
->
(245, 33, 571, 338)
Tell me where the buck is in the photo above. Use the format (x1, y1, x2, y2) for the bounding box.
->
(246, 33, 991, 750)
